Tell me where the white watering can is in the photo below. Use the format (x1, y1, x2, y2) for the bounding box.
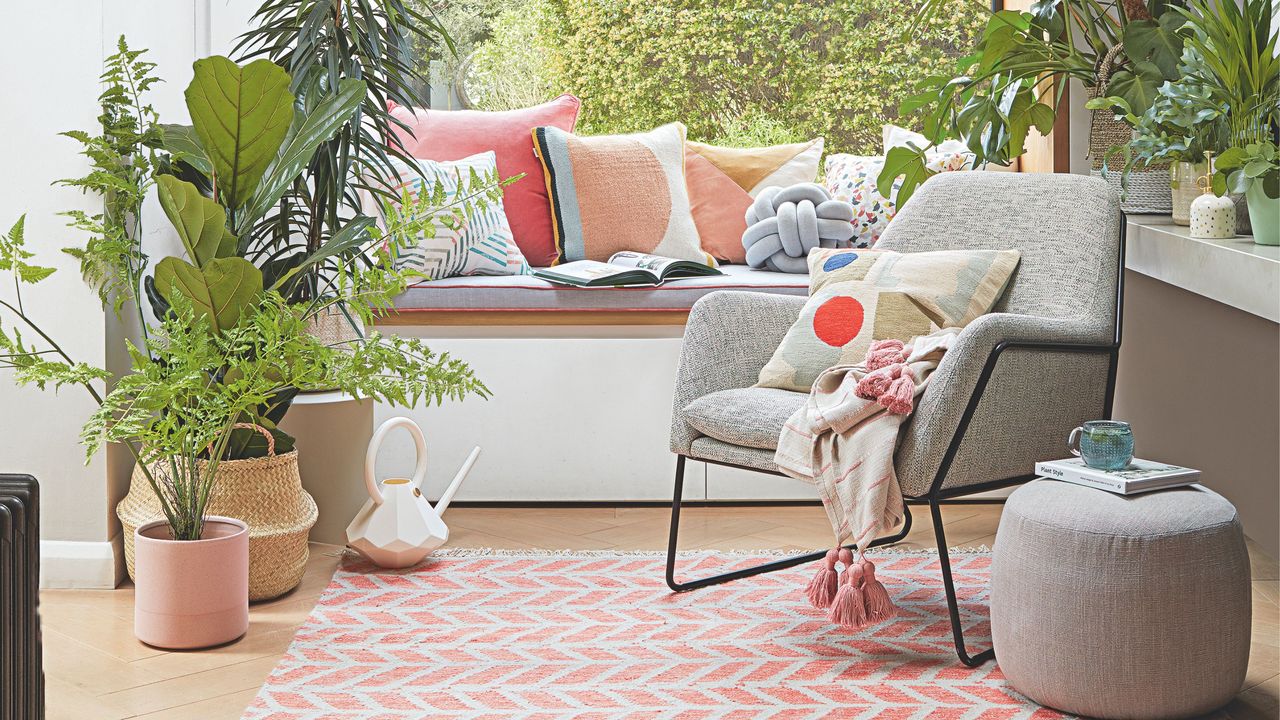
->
(345, 417, 480, 569)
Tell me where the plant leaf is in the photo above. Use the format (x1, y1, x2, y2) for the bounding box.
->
(0, 215, 57, 285)
(876, 146, 934, 209)
(241, 77, 367, 229)
(1123, 15, 1185, 79)
(185, 56, 294, 210)
(155, 175, 236, 268)
(153, 256, 263, 334)
(1106, 61, 1164, 117)
(271, 216, 376, 290)
(158, 124, 213, 177)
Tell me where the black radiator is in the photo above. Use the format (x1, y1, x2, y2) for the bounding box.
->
(1, 474, 42, 719)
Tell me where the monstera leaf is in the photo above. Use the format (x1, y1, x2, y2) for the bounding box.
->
(1106, 60, 1165, 117)
(185, 56, 294, 211)
(1123, 15, 1185, 79)
(153, 256, 263, 334)
(241, 78, 368, 229)
(156, 175, 236, 268)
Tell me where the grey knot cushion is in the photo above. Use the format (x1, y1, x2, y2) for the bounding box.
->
(742, 183, 854, 273)
(991, 480, 1250, 719)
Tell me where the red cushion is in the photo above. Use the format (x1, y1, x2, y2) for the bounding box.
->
(387, 95, 581, 266)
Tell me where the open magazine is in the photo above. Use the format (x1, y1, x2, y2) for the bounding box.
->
(533, 251, 722, 288)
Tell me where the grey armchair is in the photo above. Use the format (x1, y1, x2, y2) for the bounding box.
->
(665, 172, 1125, 666)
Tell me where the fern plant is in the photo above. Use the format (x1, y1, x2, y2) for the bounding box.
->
(58, 37, 161, 337)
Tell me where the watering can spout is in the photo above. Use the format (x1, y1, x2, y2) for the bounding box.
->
(433, 446, 480, 516)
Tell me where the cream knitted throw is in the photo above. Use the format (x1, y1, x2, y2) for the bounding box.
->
(773, 328, 958, 629)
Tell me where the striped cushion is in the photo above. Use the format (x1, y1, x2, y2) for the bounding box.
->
(533, 123, 712, 266)
(381, 152, 530, 279)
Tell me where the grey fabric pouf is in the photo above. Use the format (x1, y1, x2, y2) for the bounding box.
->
(991, 480, 1251, 719)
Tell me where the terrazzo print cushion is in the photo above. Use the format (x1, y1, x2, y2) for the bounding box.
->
(757, 247, 1020, 391)
(378, 152, 530, 279)
(824, 152, 974, 248)
(534, 122, 712, 265)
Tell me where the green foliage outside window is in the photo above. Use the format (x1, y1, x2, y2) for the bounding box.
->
(431, 0, 983, 155)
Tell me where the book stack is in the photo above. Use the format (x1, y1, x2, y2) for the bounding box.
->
(1034, 457, 1200, 495)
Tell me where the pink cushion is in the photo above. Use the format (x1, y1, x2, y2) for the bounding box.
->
(388, 95, 581, 266)
(685, 150, 752, 264)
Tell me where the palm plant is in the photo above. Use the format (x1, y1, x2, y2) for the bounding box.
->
(232, 0, 452, 302)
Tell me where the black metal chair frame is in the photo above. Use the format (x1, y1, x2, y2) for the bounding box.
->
(666, 219, 1126, 668)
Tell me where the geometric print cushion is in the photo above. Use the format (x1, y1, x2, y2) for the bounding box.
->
(823, 151, 975, 248)
(534, 122, 713, 266)
(685, 137, 824, 197)
(381, 151, 530, 279)
(756, 247, 1020, 392)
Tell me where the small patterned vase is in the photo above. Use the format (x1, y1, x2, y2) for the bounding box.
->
(1189, 192, 1237, 239)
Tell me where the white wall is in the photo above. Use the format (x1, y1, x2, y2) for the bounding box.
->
(0, 1, 222, 586)
(0, 2, 116, 586)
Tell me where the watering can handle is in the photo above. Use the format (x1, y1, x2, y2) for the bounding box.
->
(364, 417, 429, 506)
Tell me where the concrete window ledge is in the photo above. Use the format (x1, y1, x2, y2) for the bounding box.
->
(1125, 214, 1280, 323)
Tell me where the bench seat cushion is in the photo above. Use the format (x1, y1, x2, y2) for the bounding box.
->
(393, 265, 809, 313)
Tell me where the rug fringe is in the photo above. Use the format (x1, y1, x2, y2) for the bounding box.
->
(326, 546, 992, 560)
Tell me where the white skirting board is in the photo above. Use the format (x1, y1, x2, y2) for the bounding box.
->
(40, 535, 122, 589)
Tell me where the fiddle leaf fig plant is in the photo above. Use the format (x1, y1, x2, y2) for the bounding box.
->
(155, 175, 236, 267)
(185, 57, 296, 214)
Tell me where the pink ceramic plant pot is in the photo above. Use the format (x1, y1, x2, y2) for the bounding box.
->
(134, 515, 249, 649)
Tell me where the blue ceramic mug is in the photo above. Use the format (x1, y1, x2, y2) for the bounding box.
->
(1068, 420, 1134, 471)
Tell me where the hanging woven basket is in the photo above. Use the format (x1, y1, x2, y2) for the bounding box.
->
(1088, 43, 1172, 214)
(117, 424, 317, 601)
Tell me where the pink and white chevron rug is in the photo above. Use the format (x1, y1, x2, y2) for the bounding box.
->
(244, 549, 1059, 719)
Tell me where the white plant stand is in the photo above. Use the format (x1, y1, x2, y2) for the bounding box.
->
(279, 391, 373, 545)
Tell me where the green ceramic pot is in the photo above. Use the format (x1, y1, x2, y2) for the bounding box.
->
(1246, 183, 1279, 246)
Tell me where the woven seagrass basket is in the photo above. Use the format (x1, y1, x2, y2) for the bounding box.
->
(305, 304, 362, 350)
(117, 425, 317, 601)
(303, 304, 363, 392)
(1088, 44, 1172, 214)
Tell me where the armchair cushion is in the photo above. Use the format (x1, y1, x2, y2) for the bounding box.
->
(683, 387, 807, 450)
(757, 247, 1020, 391)
(670, 291, 807, 455)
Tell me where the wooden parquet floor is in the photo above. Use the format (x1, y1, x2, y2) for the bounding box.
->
(40, 504, 1280, 719)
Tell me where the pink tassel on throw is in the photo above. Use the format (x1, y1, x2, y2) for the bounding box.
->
(856, 364, 901, 401)
(805, 549, 840, 609)
(859, 558, 899, 623)
(878, 366, 916, 414)
(865, 339, 906, 371)
(829, 549, 867, 629)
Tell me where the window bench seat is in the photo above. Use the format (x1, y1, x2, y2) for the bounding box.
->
(369, 265, 816, 503)
(379, 265, 809, 326)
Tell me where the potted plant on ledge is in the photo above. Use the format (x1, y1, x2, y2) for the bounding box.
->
(1090, 0, 1277, 236)
(885, 0, 1190, 211)
(1216, 141, 1280, 246)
